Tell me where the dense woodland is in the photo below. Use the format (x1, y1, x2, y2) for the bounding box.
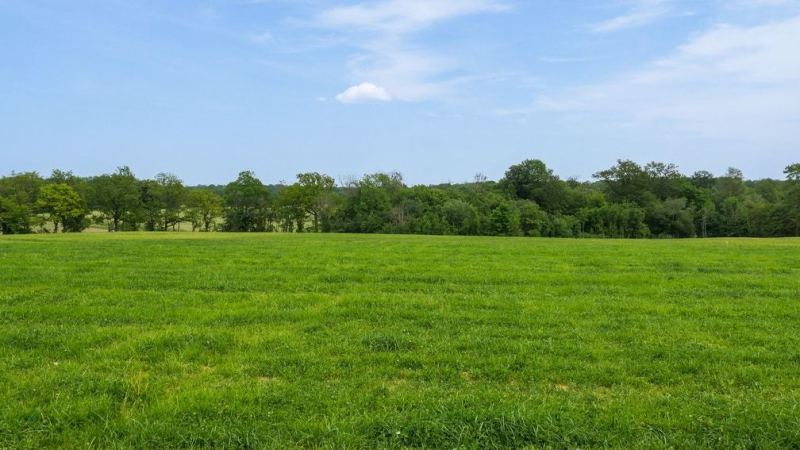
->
(1, 160, 799, 238)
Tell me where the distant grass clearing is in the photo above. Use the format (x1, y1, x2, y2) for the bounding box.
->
(1, 234, 799, 448)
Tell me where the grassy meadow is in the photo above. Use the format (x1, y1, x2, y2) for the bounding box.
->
(1, 233, 799, 449)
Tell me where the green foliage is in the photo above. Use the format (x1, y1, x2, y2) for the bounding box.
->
(648, 197, 695, 238)
(594, 159, 653, 206)
(785, 163, 800, 182)
(392, 186, 450, 234)
(715, 167, 746, 201)
(489, 201, 520, 236)
(187, 189, 223, 232)
(36, 184, 88, 233)
(48, 169, 89, 200)
(223, 171, 270, 232)
(1, 233, 799, 448)
(334, 174, 400, 233)
(644, 162, 687, 200)
(544, 213, 580, 237)
(500, 159, 568, 213)
(0, 172, 44, 234)
(273, 184, 306, 232)
(516, 200, 547, 236)
(690, 170, 716, 190)
(0, 196, 33, 234)
(154, 173, 187, 231)
(441, 199, 479, 235)
(0, 171, 45, 205)
(295, 172, 336, 232)
(88, 167, 142, 232)
(139, 179, 162, 231)
(578, 203, 650, 238)
(2, 159, 800, 237)
(783, 163, 800, 235)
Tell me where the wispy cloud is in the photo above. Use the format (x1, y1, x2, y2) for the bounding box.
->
(590, 0, 673, 33)
(504, 15, 800, 140)
(317, 0, 508, 33)
(729, 0, 795, 6)
(539, 56, 596, 64)
(313, 0, 508, 102)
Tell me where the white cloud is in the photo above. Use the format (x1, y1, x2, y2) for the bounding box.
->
(318, 0, 507, 34)
(509, 16, 800, 141)
(731, 0, 794, 6)
(345, 44, 455, 101)
(590, 0, 673, 33)
(335, 82, 393, 103)
(660, 18, 800, 83)
(317, 0, 507, 102)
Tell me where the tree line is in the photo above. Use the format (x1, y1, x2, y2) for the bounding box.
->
(1, 159, 799, 238)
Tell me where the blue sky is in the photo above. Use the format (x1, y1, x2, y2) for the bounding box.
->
(1, 0, 799, 184)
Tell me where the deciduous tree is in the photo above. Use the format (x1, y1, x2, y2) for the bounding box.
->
(295, 172, 336, 232)
(188, 189, 222, 232)
(223, 171, 270, 232)
(89, 167, 141, 232)
(36, 183, 88, 232)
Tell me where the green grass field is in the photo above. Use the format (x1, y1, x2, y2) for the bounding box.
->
(1, 234, 799, 449)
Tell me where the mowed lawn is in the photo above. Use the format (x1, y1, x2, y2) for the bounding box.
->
(1, 234, 799, 449)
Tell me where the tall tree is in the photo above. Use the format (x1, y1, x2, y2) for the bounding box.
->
(295, 172, 336, 232)
(223, 171, 270, 232)
(333, 174, 400, 233)
(0, 172, 45, 234)
(89, 167, 142, 232)
(139, 179, 163, 231)
(274, 184, 307, 232)
(48, 169, 89, 200)
(690, 171, 716, 190)
(785, 164, 800, 182)
(36, 184, 88, 233)
(715, 167, 746, 201)
(501, 159, 568, 213)
(155, 173, 187, 231)
(594, 160, 653, 206)
(645, 162, 690, 200)
(187, 189, 222, 232)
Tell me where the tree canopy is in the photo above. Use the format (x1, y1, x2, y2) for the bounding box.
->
(1, 160, 798, 238)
